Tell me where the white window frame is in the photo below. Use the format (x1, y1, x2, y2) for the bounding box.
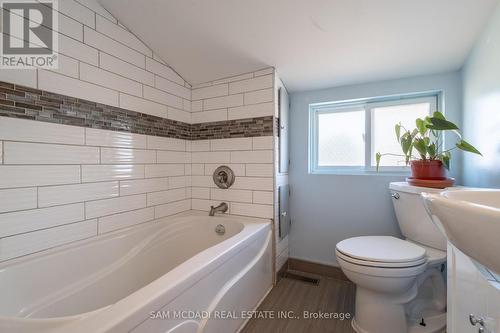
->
(309, 94, 439, 175)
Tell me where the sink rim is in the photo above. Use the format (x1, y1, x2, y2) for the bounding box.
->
(423, 189, 500, 213)
(421, 188, 500, 276)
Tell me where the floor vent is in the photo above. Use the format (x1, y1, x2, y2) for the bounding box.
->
(282, 271, 320, 285)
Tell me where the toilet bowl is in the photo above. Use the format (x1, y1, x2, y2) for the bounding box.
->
(336, 236, 446, 333)
(336, 182, 451, 333)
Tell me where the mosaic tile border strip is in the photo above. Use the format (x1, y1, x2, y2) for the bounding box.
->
(191, 116, 273, 140)
(0, 81, 273, 140)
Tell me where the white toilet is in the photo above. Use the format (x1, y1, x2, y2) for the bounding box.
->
(336, 182, 449, 333)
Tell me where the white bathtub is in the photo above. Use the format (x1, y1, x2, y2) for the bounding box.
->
(0, 211, 273, 333)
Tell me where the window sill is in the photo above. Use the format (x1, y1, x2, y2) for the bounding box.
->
(309, 169, 411, 177)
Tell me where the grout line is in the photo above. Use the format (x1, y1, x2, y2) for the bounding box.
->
(82, 17, 86, 40)
(0, 230, 97, 263)
(72, 0, 117, 27)
(192, 67, 274, 89)
(193, 85, 274, 102)
(0, 218, 96, 246)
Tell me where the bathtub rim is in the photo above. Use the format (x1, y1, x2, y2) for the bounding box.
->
(0, 210, 266, 269)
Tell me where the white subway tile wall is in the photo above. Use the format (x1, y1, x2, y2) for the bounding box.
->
(0, 117, 191, 262)
(191, 71, 274, 123)
(0, 0, 191, 123)
(188, 136, 274, 220)
(0, 120, 276, 263)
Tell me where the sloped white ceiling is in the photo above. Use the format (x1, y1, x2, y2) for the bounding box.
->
(100, 0, 498, 92)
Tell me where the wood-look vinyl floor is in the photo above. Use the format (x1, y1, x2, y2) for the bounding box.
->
(241, 274, 356, 333)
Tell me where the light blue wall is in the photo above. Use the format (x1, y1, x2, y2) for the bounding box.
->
(462, 2, 500, 188)
(289, 72, 463, 266)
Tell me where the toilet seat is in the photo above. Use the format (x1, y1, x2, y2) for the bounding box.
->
(336, 236, 427, 268)
(336, 250, 427, 268)
(336, 250, 428, 278)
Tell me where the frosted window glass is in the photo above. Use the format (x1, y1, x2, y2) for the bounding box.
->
(317, 110, 365, 166)
(371, 103, 430, 166)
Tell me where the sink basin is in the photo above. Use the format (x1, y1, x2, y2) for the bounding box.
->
(422, 189, 500, 274)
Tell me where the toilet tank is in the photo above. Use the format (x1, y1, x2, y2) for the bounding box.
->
(389, 182, 447, 251)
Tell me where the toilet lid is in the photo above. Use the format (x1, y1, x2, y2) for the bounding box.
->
(336, 236, 426, 264)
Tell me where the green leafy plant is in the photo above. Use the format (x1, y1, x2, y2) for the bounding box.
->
(376, 111, 482, 171)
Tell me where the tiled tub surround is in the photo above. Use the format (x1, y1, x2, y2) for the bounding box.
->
(0, 76, 275, 263)
(190, 136, 274, 220)
(0, 0, 278, 266)
(0, 116, 193, 262)
(0, 116, 274, 262)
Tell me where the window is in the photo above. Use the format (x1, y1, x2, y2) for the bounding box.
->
(309, 94, 438, 174)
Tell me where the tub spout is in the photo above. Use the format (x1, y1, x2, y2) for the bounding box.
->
(209, 202, 228, 216)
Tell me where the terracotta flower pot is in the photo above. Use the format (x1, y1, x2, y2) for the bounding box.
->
(410, 160, 447, 180)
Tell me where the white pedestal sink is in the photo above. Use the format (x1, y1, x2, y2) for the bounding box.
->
(422, 189, 500, 275)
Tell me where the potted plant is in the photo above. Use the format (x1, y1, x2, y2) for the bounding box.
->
(376, 111, 481, 186)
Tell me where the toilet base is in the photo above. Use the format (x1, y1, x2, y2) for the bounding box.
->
(351, 284, 446, 333)
(352, 312, 446, 333)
